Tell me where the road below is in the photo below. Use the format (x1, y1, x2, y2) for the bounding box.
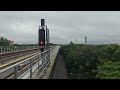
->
(53, 55, 67, 79)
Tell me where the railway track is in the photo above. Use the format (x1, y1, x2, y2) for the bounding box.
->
(6, 56, 40, 79)
(0, 46, 55, 79)
(0, 49, 40, 65)
(0, 52, 42, 79)
(0, 52, 39, 70)
(0, 49, 41, 79)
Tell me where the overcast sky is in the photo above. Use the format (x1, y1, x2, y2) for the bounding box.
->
(0, 11, 120, 44)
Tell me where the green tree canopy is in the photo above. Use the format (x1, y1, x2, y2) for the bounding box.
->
(0, 37, 10, 46)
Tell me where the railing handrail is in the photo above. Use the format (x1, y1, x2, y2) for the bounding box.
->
(0, 45, 55, 53)
(0, 46, 55, 74)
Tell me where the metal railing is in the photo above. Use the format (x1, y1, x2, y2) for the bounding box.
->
(0, 46, 40, 53)
(0, 46, 56, 79)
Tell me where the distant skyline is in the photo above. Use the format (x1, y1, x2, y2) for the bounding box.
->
(0, 11, 120, 44)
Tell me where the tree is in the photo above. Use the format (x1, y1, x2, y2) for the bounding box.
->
(60, 44, 120, 79)
(69, 41, 74, 45)
(0, 37, 5, 46)
(62, 44, 100, 79)
(4, 38, 10, 46)
(0, 37, 10, 46)
(96, 61, 120, 79)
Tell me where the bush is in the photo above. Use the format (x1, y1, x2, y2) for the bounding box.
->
(61, 44, 100, 79)
(60, 43, 120, 79)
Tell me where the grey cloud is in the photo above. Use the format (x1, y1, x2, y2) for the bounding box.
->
(0, 11, 120, 44)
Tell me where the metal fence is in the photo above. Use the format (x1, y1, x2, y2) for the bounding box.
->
(0, 46, 56, 79)
(0, 46, 40, 53)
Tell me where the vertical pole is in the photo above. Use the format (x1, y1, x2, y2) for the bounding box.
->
(44, 51, 46, 68)
(7, 46, 9, 52)
(19, 46, 21, 51)
(13, 46, 14, 52)
(4, 46, 5, 53)
(30, 59, 32, 79)
(8, 46, 10, 52)
(14, 65, 18, 79)
(14, 46, 15, 52)
(1, 46, 2, 53)
(38, 55, 40, 70)
(48, 49, 50, 66)
(6, 46, 8, 52)
(0, 47, 1, 53)
(12, 46, 13, 52)
(38, 54, 40, 78)
(41, 52, 44, 70)
(46, 50, 48, 65)
(9, 47, 11, 52)
(18, 46, 19, 51)
(16, 46, 18, 51)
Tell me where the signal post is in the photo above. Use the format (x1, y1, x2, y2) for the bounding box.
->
(38, 19, 50, 70)
(38, 19, 49, 52)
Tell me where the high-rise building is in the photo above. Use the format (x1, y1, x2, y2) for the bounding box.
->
(75, 38, 77, 44)
(85, 37, 87, 44)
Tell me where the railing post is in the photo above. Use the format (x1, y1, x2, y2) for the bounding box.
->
(4, 46, 5, 53)
(12, 46, 13, 52)
(16, 46, 18, 51)
(18, 46, 19, 51)
(9, 46, 11, 52)
(8, 46, 10, 52)
(46, 50, 48, 65)
(20, 46, 21, 51)
(41, 52, 44, 70)
(6, 46, 8, 52)
(48, 50, 50, 66)
(14, 65, 18, 79)
(44, 51, 45, 68)
(38, 55, 40, 70)
(30, 59, 32, 79)
(0, 46, 2, 53)
(13, 46, 14, 51)
(14, 46, 15, 51)
(37, 54, 40, 78)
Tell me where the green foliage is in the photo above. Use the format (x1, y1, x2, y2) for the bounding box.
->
(96, 61, 120, 79)
(101, 45, 120, 63)
(60, 44, 100, 79)
(69, 41, 74, 45)
(4, 38, 10, 46)
(0, 37, 10, 46)
(60, 43, 120, 79)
